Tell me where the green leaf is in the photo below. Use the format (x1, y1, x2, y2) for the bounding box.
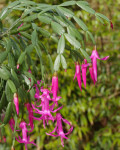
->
(64, 33, 81, 49)
(96, 16, 104, 24)
(51, 21, 65, 35)
(17, 51, 26, 65)
(0, 92, 7, 113)
(57, 35, 65, 54)
(95, 13, 110, 22)
(54, 55, 61, 71)
(7, 80, 17, 93)
(25, 44, 34, 54)
(8, 53, 15, 68)
(87, 31, 96, 45)
(38, 5, 56, 15)
(77, 2, 95, 14)
(22, 74, 31, 86)
(57, 6, 74, 18)
(47, 54, 54, 74)
(11, 69, 20, 87)
(80, 48, 91, 63)
(23, 14, 38, 22)
(76, 1, 89, 6)
(0, 8, 11, 20)
(5, 81, 13, 102)
(20, 32, 31, 40)
(31, 30, 38, 46)
(37, 27, 50, 37)
(61, 55, 67, 69)
(59, 1, 76, 6)
(67, 26, 83, 41)
(3, 102, 13, 124)
(38, 15, 52, 24)
(0, 68, 10, 80)
(7, 1, 20, 8)
(54, 16, 68, 27)
(73, 16, 88, 31)
(18, 24, 31, 31)
(0, 51, 8, 64)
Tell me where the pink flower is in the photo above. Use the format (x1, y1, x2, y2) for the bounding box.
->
(9, 118, 15, 131)
(25, 103, 34, 132)
(81, 59, 89, 88)
(51, 73, 59, 105)
(89, 65, 96, 84)
(110, 21, 113, 30)
(32, 88, 63, 128)
(16, 121, 36, 150)
(17, 64, 20, 69)
(46, 113, 73, 147)
(13, 93, 19, 115)
(74, 62, 82, 91)
(90, 48, 109, 82)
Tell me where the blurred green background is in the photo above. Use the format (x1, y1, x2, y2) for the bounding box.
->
(0, 0, 120, 150)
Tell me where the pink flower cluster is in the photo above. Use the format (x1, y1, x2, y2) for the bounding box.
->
(9, 73, 73, 149)
(74, 48, 109, 89)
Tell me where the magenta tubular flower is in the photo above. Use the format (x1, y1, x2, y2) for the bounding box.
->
(25, 103, 34, 132)
(13, 93, 19, 115)
(32, 89, 63, 128)
(74, 62, 82, 91)
(34, 84, 40, 99)
(16, 121, 36, 150)
(17, 64, 20, 70)
(46, 113, 73, 147)
(51, 73, 59, 105)
(90, 49, 109, 82)
(89, 65, 96, 84)
(81, 59, 89, 88)
(9, 118, 15, 131)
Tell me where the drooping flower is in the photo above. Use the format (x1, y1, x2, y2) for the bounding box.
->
(32, 88, 63, 128)
(51, 72, 59, 105)
(9, 118, 15, 131)
(13, 93, 19, 115)
(81, 59, 89, 88)
(89, 65, 96, 84)
(46, 113, 73, 147)
(17, 64, 20, 70)
(74, 62, 82, 91)
(16, 121, 36, 150)
(90, 48, 109, 82)
(25, 103, 34, 132)
(110, 21, 113, 30)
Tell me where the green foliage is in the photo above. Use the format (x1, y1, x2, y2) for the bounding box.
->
(0, 0, 119, 150)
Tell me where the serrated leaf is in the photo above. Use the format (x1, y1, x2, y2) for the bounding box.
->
(73, 16, 88, 31)
(65, 33, 81, 49)
(59, 1, 76, 6)
(80, 48, 91, 63)
(95, 13, 110, 22)
(57, 35, 65, 54)
(57, 6, 74, 18)
(54, 55, 61, 71)
(77, 2, 95, 14)
(38, 15, 52, 24)
(51, 21, 65, 35)
(87, 31, 96, 45)
(61, 55, 67, 69)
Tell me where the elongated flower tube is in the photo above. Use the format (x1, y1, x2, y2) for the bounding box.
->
(9, 118, 15, 131)
(89, 65, 96, 85)
(51, 72, 59, 105)
(81, 59, 89, 88)
(90, 48, 109, 82)
(46, 113, 73, 147)
(16, 121, 36, 150)
(13, 93, 19, 115)
(25, 103, 34, 132)
(74, 62, 82, 91)
(32, 89, 63, 128)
